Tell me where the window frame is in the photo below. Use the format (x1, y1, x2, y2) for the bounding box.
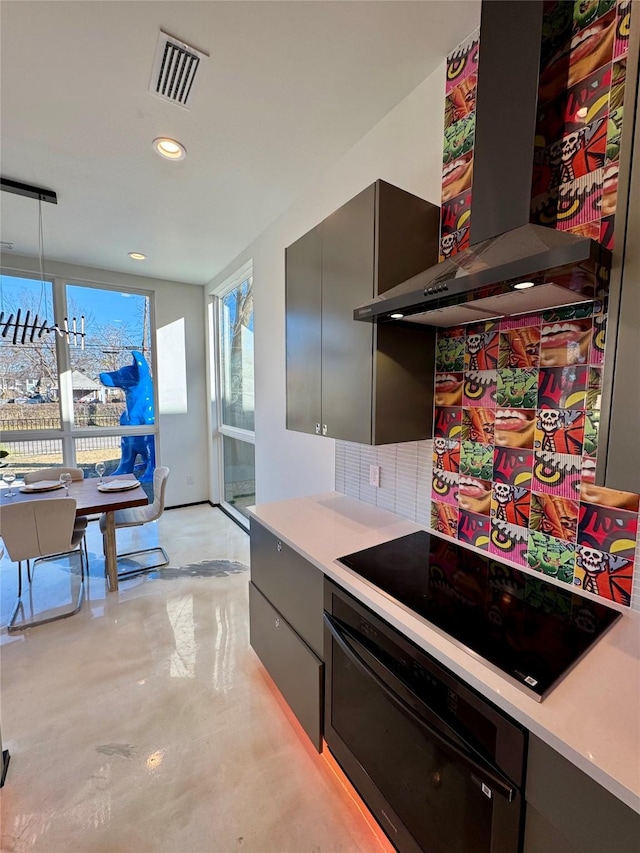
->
(0, 270, 159, 472)
(210, 260, 255, 527)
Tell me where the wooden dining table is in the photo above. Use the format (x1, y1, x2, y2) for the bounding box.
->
(0, 474, 149, 592)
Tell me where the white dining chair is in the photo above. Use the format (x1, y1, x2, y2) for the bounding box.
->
(23, 467, 89, 569)
(1, 498, 85, 632)
(99, 466, 170, 580)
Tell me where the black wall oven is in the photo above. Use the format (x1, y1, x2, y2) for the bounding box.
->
(324, 579, 527, 853)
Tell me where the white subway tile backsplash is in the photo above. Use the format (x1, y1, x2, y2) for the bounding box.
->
(335, 439, 432, 529)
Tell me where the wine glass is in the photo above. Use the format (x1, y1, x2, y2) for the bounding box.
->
(2, 469, 16, 498)
(59, 472, 72, 496)
(95, 461, 106, 484)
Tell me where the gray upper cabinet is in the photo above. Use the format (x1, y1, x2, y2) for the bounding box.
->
(286, 179, 440, 445)
(285, 223, 322, 435)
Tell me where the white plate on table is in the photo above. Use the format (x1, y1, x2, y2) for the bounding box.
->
(97, 480, 141, 492)
(20, 480, 64, 493)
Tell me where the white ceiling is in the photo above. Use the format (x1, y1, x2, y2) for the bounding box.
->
(0, 1, 479, 285)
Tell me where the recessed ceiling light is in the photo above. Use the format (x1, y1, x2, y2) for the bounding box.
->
(513, 280, 535, 290)
(153, 137, 186, 161)
(390, 312, 404, 319)
(128, 252, 146, 260)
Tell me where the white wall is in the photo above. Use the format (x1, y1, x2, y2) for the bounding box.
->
(207, 62, 448, 505)
(0, 254, 208, 508)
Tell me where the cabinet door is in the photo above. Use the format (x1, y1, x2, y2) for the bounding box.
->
(249, 582, 323, 752)
(250, 519, 324, 658)
(286, 224, 322, 435)
(321, 184, 375, 444)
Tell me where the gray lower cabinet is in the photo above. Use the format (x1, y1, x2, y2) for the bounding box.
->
(249, 583, 323, 752)
(249, 519, 324, 751)
(285, 179, 440, 445)
(524, 735, 640, 853)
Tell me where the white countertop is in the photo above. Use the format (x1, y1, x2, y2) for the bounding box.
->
(248, 492, 640, 814)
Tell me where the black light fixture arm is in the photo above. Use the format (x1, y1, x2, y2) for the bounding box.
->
(0, 177, 57, 204)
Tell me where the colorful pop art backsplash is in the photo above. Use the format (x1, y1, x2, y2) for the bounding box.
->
(432, 0, 639, 605)
(430, 306, 640, 607)
(530, 0, 632, 247)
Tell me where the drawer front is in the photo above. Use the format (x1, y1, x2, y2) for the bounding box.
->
(250, 520, 324, 657)
(249, 582, 323, 752)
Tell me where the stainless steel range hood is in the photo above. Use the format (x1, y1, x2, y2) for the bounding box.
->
(354, 223, 611, 327)
(354, 0, 612, 328)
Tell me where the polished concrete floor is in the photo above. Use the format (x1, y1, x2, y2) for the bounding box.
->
(0, 505, 389, 852)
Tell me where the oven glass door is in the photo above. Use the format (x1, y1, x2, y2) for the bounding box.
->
(327, 615, 516, 853)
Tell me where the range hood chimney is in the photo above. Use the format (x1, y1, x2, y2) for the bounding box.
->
(355, 0, 611, 328)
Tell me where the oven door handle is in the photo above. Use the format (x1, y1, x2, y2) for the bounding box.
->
(324, 613, 517, 803)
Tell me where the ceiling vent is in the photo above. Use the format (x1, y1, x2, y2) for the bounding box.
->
(149, 30, 208, 109)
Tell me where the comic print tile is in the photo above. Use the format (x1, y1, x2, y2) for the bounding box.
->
(496, 368, 538, 409)
(538, 8, 616, 105)
(499, 313, 542, 331)
(457, 510, 490, 550)
(457, 476, 492, 517)
(530, 492, 580, 543)
(440, 190, 472, 238)
(601, 162, 618, 219)
(491, 484, 531, 528)
(578, 501, 639, 561)
(432, 438, 460, 473)
(439, 226, 470, 262)
(579, 480, 640, 512)
(465, 329, 499, 371)
(590, 313, 607, 363)
(572, 0, 617, 31)
(527, 530, 576, 584)
(539, 317, 592, 367)
(435, 372, 464, 407)
(532, 450, 582, 498)
(535, 63, 612, 152)
(433, 406, 462, 439)
(599, 214, 615, 250)
(442, 113, 476, 203)
(585, 367, 603, 409)
(542, 303, 595, 323)
(461, 407, 495, 444)
(555, 169, 604, 230)
(614, 0, 632, 59)
(489, 519, 529, 566)
(445, 28, 479, 95)
(494, 408, 537, 449)
(432, 470, 459, 508)
(499, 328, 541, 369)
(436, 335, 465, 372)
(430, 500, 459, 540)
(493, 447, 533, 488)
(538, 365, 588, 409)
(540, 117, 607, 193)
(582, 410, 599, 457)
(444, 74, 477, 130)
(574, 546, 633, 605)
(463, 370, 497, 407)
(534, 409, 585, 455)
(460, 441, 494, 480)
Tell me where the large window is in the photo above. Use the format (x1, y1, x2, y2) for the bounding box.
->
(213, 265, 255, 523)
(0, 273, 156, 488)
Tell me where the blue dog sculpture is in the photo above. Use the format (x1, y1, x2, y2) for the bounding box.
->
(100, 351, 155, 481)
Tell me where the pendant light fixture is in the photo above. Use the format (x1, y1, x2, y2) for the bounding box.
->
(0, 177, 86, 348)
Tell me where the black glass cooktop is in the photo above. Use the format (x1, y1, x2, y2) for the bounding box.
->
(337, 531, 621, 700)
